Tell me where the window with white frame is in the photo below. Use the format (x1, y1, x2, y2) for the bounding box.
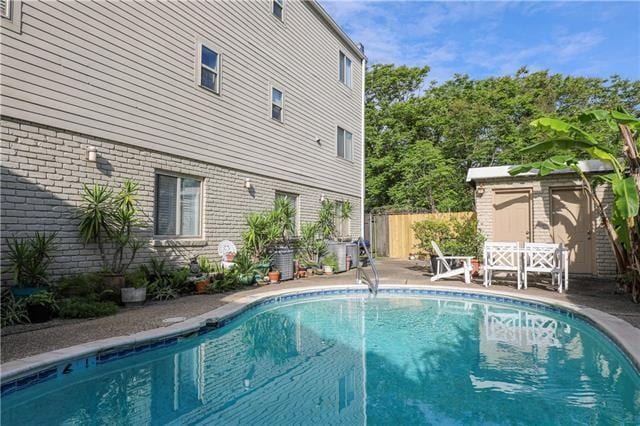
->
(271, 87, 284, 122)
(339, 52, 352, 87)
(198, 44, 220, 94)
(155, 173, 202, 237)
(272, 0, 284, 20)
(1, 0, 11, 18)
(337, 127, 353, 160)
(275, 191, 299, 235)
(335, 201, 350, 238)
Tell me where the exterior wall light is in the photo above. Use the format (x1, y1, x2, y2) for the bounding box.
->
(244, 178, 252, 189)
(320, 193, 327, 202)
(86, 146, 97, 162)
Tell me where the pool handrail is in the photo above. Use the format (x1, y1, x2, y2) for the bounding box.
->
(356, 237, 379, 295)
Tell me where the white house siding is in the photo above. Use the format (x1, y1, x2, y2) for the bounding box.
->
(474, 175, 616, 277)
(0, 0, 364, 275)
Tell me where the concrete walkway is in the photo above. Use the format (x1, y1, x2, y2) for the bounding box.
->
(2, 259, 639, 363)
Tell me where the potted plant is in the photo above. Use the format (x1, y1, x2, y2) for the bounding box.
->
(121, 269, 148, 306)
(268, 268, 281, 284)
(24, 291, 58, 323)
(195, 255, 215, 294)
(5, 232, 57, 298)
(322, 253, 338, 275)
(77, 180, 147, 291)
(270, 196, 296, 281)
(234, 251, 258, 286)
(448, 218, 486, 278)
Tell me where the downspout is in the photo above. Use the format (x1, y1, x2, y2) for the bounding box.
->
(360, 55, 366, 238)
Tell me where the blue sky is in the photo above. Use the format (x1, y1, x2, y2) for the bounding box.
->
(320, 1, 640, 83)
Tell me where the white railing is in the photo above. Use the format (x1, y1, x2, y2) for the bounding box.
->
(356, 238, 379, 295)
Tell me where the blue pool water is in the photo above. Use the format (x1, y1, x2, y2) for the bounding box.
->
(2, 295, 639, 425)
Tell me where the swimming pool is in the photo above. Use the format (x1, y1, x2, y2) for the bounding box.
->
(2, 292, 639, 425)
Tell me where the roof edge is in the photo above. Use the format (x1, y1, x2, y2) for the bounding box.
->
(305, 0, 367, 61)
(466, 159, 614, 182)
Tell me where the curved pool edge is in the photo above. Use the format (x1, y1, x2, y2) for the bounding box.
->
(2, 284, 639, 389)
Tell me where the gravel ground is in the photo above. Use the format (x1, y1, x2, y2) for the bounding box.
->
(2, 259, 638, 363)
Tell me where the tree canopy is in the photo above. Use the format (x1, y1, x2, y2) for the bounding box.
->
(365, 65, 640, 212)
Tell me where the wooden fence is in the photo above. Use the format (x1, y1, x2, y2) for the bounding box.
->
(367, 211, 474, 259)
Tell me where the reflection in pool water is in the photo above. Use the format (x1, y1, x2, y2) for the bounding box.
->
(2, 296, 639, 425)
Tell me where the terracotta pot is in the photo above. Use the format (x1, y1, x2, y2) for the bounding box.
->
(268, 271, 280, 284)
(471, 258, 481, 278)
(224, 252, 236, 262)
(195, 279, 210, 294)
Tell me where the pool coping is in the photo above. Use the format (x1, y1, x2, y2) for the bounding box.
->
(2, 284, 639, 391)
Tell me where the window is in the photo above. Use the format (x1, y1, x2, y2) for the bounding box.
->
(335, 201, 350, 238)
(272, 0, 284, 20)
(1, 0, 10, 19)
(275, 191, 299, 235)
(337, 127, 353, 160)
(271, 87, 284, 122)
(155, 173, 202, 237)
(339, 52, 352, 87)
(199, 44, 220, 94)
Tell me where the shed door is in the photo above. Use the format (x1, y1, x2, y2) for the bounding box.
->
(551, 188, 593, 274)
(493, 189, 531, 244)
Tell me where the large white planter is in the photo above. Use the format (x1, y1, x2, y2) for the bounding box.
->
(121, 287, 146, 306)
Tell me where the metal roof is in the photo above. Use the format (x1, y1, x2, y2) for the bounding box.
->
(466, 159, 614, 182)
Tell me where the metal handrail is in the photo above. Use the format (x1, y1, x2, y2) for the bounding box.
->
(356, 238, 379, 295)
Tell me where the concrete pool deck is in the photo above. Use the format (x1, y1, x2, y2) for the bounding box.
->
(2, 259, 639, 367)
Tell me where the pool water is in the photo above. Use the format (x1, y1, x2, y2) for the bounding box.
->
(2, 295, 639, 425)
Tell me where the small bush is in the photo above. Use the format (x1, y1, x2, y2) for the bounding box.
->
(413, 216, 484, 258)
(58, 298, 118, 319)
(55, 273, 105, 299)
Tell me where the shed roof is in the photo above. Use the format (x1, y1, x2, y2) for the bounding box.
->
(466, 159, 613, 182)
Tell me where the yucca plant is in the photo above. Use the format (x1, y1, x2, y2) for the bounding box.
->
(5, 232, 57, 288)
(77, 180, 147, 274)
(242, 212, 280, 260)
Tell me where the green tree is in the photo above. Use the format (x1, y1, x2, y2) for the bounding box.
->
(365, 65, 640, 213)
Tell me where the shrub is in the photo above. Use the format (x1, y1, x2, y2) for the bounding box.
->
(0, 289, 29, 326)
(413, 215, 484, 258)
(55, 273, 104, 298)
(5, 232, 57, 287)
(58, 298, 118, 319)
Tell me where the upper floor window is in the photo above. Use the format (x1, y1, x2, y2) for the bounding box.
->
(337, 127, 353, 161)
(198, 44, 220, 94)
(155, 173, 202, 237)
(1, 0, 10, 18)
(272, 0, 284, 20)
(271, 87, 284, 122)
(339, 52, 352, 87)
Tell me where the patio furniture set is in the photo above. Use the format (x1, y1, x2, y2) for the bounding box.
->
(430, 241, 569, 293)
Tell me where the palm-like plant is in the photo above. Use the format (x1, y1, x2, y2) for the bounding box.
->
(77, 180, 147, 274)
(5, 232, 57, 287)
(272, 196, 296, 244)
(242, 212, 280, 260)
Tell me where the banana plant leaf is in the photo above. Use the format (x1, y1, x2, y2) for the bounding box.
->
(613, 176, 640, 219)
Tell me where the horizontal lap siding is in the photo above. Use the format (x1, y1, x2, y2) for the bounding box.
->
(0, 0, 363, 196)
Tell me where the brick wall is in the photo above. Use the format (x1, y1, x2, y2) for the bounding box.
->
(474, 175, 616, 277)
(0, 117, 362, 277)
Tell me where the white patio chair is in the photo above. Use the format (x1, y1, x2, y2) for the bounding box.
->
(483, 242, 521, 289)
(523, 243, 565, 292)
(218, 240, 237, 269)
(430, 241, 472, 284)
